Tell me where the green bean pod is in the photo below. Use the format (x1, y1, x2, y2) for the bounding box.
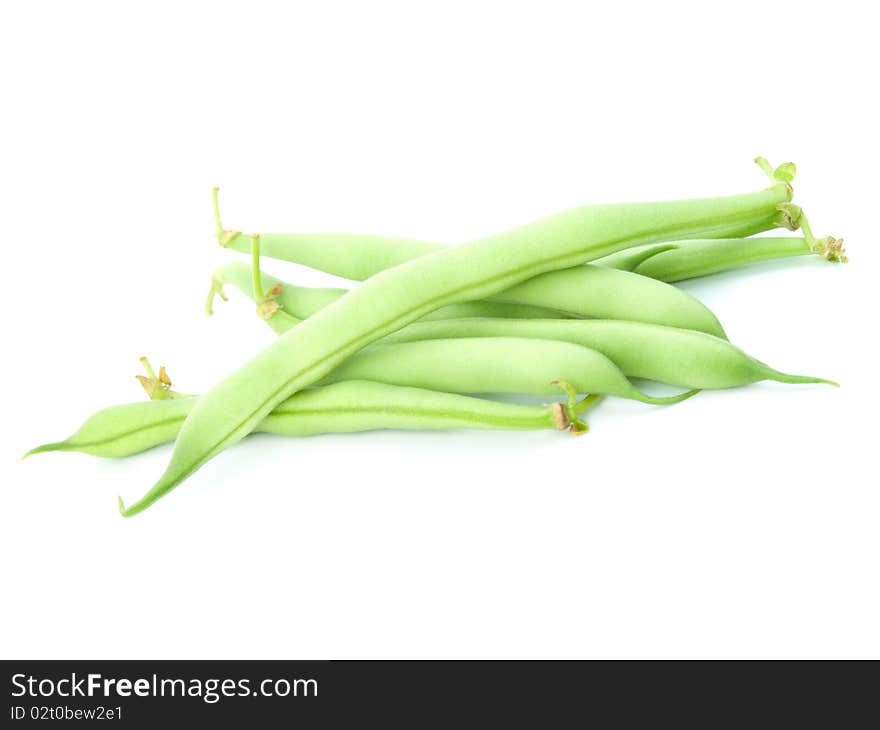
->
(27, 399, 196, 459)
(379, 319, 836, 389)
(319, 337, 697, 403)
(26, 381, 595, 459)
(211, 259, 726, 337)
(592, 237, 817, 281)
(126, 171, 793, 516)
(220, 209, 783, 282)
(487, 265, 725, 335)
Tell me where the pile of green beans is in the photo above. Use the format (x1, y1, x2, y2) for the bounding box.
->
(26, 158, 845, 517)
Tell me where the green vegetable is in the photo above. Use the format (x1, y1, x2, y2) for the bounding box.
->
(211, 254, 834, 391)
(26, 374, 599, 459)
(380, 320, 835, 389)
(593, 233, 846, 281)
(209, 257, 726, 336)
(121, 166, 793, 516)
(318, 337, 699, 402)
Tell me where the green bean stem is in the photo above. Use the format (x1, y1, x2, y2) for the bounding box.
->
(124, 164, 793, 516)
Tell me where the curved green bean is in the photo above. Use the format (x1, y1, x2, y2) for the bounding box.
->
(123, 164, 793, 516)
(379, 319, 836, 389)
(486, 265, 726, 335)
(319, 337, 698, 404)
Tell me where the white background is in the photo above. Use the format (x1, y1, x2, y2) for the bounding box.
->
(1, 1, 876, 659)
